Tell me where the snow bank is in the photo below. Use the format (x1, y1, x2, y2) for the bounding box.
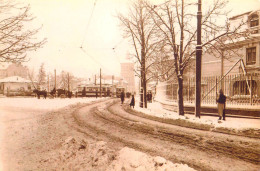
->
(46, 137, 196, 171)
(44, 137, 116, 171)
(107, 147, 195, 171)
(133, 98, 260, 131)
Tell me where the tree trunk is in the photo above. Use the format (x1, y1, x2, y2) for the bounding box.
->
(178, 77, 184, 115)
(143, 75, 147, 108)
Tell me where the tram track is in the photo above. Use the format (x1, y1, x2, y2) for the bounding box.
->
(62, 99, 260, 171)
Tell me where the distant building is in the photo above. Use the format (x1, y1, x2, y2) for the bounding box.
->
(0, 76, 33, 96)
(0, 62, 29, 79)
(120, 62, 135, 93)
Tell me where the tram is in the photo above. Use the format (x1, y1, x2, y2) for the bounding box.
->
(77, 84, 111, 97)
(115, 86, 125, 98)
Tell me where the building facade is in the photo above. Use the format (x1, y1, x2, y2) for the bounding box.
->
(120, 62, 135, 93)
(202, 10, 260, 76)
(201, 10, 260, 103)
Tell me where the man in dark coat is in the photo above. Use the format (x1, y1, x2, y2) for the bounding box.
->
(82, 87, 86, 97)
(130, 95, 135, 108)
(120, 91, 125, 104)
(216, 89, 226, 120)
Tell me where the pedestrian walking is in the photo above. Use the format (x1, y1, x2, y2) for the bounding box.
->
(82, 87, 86, 97)
(216, 89, 226, 120)
(147, 92, 151, 102)
(130, 95, 135, 108)
(120, 90, 125, 104)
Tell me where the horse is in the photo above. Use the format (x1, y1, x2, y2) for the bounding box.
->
(50, 88, 56, 97)
(67, 91, 72, 98)
(33, 89, 47, 99)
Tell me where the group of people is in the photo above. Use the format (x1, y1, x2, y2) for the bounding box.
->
(120, 91, 153, 109)
(120, 89, 226, 121)
(120, 91, 135, 108)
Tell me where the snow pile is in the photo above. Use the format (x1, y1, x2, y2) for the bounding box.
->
(107, 147, 196, 171)
(45, 137, 116, 171)
(44, 137, 196, 171)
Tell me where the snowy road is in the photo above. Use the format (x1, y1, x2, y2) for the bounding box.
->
(0, 98, 259, 170)
(74, 99, 260, 171)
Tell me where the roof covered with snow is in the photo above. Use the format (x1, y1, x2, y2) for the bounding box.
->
(0, 76, 31, 83)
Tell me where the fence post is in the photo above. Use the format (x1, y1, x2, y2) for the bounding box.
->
(250, 74, 253, 105)
(215, 77, 218, 103)
(188, 78, 190, 103)
(239, 74, 241, 104)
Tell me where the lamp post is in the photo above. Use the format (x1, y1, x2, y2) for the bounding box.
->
(195, 0, 202, 118)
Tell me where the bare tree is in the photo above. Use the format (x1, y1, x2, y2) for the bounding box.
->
(0, 0, 46, 63)
(118, 0, 163, 108)
(147, 0, 247, 115)
(27, 68, 37, 89)
(149, 46, 175, 82)
(37, 63, 46, 89)
(58, 71, 74, 91)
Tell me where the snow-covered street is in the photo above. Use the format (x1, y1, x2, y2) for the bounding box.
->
(0, 97, 196, 170)
(0, 97, 259, 171)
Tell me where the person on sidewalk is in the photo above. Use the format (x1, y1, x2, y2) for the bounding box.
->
(130, 95, 135, 108)
(216, 89, 226, 120)
(120, 90, 125, 104)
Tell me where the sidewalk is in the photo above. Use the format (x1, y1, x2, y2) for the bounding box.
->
(154, 98, 260, 118)
(131, 98, 260, 130)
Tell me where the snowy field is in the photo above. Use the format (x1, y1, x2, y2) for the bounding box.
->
(0, 97, 103, 111)
(133, 97, 260, 130)
(0, 97, 104, 170)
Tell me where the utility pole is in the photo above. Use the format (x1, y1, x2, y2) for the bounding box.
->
(100, 68, 102, 98)
(67, 73, 70, 91)
(54, 69, 56, 89)
(112, 75, 114, 97)
(195, 0, 202, 118)
(95, 75, 96, 85)
(47, 75, 49, 92)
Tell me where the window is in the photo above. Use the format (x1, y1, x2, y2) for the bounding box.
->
(246, 47, 256, 65)
(250, 14, 259, 27)
(233, 80, 257, 95)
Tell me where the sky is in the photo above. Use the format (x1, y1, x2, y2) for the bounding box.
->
(15, 0, 260, 78)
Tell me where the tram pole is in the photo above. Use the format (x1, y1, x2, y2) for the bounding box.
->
(195, 0, 202, 118)
(100, 68, 102, 98)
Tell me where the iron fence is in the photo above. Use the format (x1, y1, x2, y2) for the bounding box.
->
(156, 72, 260, 106)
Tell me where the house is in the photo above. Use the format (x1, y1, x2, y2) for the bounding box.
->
(0, 76, 33, 96)
(201, 10, 260, 101)
(202, 10, 260, 76)
(0, 62, 29, 79)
